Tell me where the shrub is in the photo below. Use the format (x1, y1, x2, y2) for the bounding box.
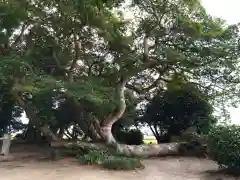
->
(102, 156, 144, 170)
(177, 128, 208, 157)
(77, 150, 144, 170)
(77, 150, 107, 165)
(179, 140, 207, 157)
(115, 129, 144, 145)
(208, 125, 240, 169)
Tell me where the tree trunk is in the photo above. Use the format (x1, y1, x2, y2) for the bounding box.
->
(51, 141, 183, 157)
(51, 75, 184, 157)
(148, 123, 161, 144)
(116, 143, 181, 157)
(84, 77, 182, 157)
(14, 94, 59, 141)
(0, 93, 14, 135)
(100, 77, 127, 144)
(51, 71, 185, 157)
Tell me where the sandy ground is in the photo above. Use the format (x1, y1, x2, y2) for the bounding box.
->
(0, 156, 238, 180)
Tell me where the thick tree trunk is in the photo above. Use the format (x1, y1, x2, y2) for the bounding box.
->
(91, 75, 185, 157)
(100, 77, 127, 144)
(116, 143, 181, 157)
(51, 141, 183, 157)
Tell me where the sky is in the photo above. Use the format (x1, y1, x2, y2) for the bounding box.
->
(201, 0, 240, 124)
(201, 0, 240, 25)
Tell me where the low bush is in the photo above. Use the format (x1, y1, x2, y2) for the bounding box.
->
(177, 129, 208, 157)
(208, 125, 240, 169)
(179, 140, 207, 157)
(102, 156, 143, 170)
(77, 150, 144, 170)
(77, 150, 107, 165)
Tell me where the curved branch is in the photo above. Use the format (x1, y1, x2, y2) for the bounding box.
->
(52, 51, 62, 70)
(100, 77, 128, 144)
(51, 141, 183, 157)
(101, 77, 128, 127)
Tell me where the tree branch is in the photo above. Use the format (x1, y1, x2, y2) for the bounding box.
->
(68, 33, 80, 82)
(13, 93, 59, 141)
(101, 77, 128, 127)
(143, 36, 150, 62)
(51, 140, 184, 157)
(52, 51, 62, 70)
(100, 77, 128, 144)
(11, 23, 29, 48)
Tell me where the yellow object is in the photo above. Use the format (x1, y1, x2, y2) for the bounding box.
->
(143, 137, 158, 144)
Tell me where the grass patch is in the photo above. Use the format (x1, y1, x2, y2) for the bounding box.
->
(77, 150, 144, 170)
(102, 156, 143, 170)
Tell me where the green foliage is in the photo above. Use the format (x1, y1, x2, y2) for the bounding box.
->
(78, 150, 108, 165)
(141, 78, 216, 142)
(65, 79, 117, 116)
(102, 156, 143, 170)
(208, 125, 240, 169)
(179, 141, 207, 157)
(77, 150, 143, 170)
(179, 132, 208, 157)
(115, 129, 143, 145)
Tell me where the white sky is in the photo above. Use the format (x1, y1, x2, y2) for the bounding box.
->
(201, 0, 240, 25)
(201, 0, 240, 124)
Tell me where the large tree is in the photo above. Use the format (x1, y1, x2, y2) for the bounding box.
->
(1, 0, 240, 156)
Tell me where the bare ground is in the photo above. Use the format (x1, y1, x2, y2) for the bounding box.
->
(0, 144, 238, 180)
(0, 156, 239, 180)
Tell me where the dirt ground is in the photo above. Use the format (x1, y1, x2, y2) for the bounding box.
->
(0, 156, 238, 180)
(0, 143, 237, 180)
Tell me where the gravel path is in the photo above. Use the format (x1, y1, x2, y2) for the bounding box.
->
(0, 157, 237, 180)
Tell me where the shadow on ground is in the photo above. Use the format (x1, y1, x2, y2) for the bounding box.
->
(201, 168, 240, 180)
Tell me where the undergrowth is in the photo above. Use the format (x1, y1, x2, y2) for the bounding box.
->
(77, 150, 144, 170)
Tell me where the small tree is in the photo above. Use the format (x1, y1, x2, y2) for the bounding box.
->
(142, 77, 217, 143)
(208, 125, 240, 169)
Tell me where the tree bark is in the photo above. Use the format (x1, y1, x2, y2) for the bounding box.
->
(51, 141, 183, 157)
(116, 143, 181, 157)
(92, 76, 184, 157)
(100, 77, 128, 144)
(67, 33, 80, 82)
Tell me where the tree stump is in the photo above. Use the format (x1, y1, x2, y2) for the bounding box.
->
(0, 133, 11, 157)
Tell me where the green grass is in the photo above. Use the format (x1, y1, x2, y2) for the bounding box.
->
(77, 150, 144, 170)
